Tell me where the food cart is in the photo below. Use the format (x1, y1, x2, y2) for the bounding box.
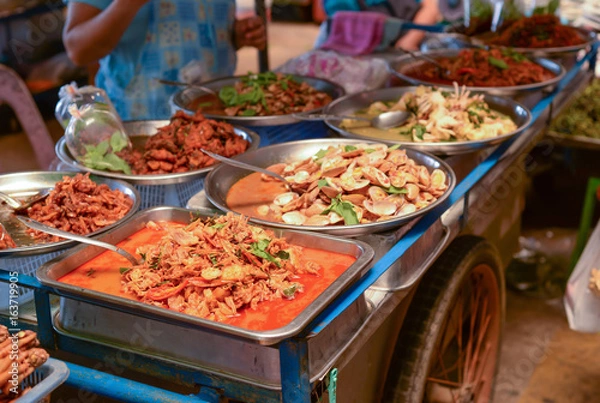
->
(0, 19, 598, 403)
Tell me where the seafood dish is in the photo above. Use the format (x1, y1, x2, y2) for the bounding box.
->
(339, 85, 517, 143)
(0, 172, 138, 253)
(225, 143, 448, 227)
(483, 14, 587, 49)
(57, 212, 359, 330)
(403, 48, 556, 88)
(187, 72, 333, 117)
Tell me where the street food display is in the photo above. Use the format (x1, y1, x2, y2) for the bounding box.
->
(118, 111, 250, 175)
(404, 49, 556, 87)
(339, 85, 518, 143)
(483, 14, 587, 49)
(549, 79, 600, 139)
(188, 72, 334, 117)
(226, 143, 448, 227)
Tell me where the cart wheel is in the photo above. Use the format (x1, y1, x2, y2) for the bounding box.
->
(382, 236, 505, 403)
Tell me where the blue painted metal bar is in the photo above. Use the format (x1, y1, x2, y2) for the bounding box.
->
(64, 361, 213, 403)
(280, 339, 311, 403)
(301, 44, 599, 336)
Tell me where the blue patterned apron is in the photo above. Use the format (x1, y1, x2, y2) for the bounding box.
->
(111, 0, 237, 120)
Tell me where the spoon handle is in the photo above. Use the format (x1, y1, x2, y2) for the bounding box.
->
(17, 216, 140, 265)
(0, 191, 21, 209)
(154, 78, 217, 95)
(292, 113, 370, 122)
(201, 149, 289, 184)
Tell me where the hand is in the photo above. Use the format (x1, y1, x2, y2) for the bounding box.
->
(234, 16, 266, 50)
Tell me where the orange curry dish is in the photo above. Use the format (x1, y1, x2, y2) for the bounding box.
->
(121, 213, 326, 322)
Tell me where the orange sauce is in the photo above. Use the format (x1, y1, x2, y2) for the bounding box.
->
(58, 221, 357, 331)
(226, 172, 286, 221)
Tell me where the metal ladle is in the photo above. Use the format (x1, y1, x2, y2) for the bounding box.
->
(396, 47, 452, 77)
(17, 216, 142, 265)
(292, 110, 411, 130)
(200, 149, 291, 186)
(154, 78, 217, 95)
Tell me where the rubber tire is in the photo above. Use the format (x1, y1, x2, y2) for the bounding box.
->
(382, 235, 506, 403)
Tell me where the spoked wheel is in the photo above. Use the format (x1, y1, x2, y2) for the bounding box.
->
(382, 236, 505, 403)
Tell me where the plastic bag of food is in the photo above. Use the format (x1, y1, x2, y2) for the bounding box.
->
(276, 50, 389, 94)
(564, 217, 600, 333)
(55, 82, 120, 128)
(65, 103, 132, 174)
(463, 0, 524, 34)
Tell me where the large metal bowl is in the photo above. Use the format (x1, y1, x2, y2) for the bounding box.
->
(204, 139, 456, 236)
(55, 120, 260, 186)
(325, 86, 531, 155)
(387, 49, 566, 96)
(0, 171, 140, 256)
(169, 74, 346, 126)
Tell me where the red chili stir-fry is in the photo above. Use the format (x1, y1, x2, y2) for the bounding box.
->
(121, 213, 321, 322)
(25, 173, 133, 243)
(119, 111, 250, 175)
(404, 48, 555, 87)
(487, 14, 585, 48)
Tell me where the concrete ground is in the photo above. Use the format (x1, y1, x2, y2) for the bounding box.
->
(2, 21, 600, 403)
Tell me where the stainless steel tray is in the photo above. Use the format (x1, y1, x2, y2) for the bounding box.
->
(169, 75, 346, 126)
(37, 206, 374, 345)
(55, 120, 261, 185)
(387, 49, 566, 96)
(325, 86, 531, 155)
(0, 171, 140, 257)
(546, 130, 600, 151)
(204, 139, 456, 236)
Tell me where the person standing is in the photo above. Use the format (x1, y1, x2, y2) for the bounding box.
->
(63, 0, 266, 120)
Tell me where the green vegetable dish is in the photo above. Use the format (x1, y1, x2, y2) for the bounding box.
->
(549, 79, 600, 140)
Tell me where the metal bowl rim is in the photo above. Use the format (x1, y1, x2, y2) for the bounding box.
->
(204, 139, 457, 235)
(54, 120, 261, 185)
(0, 171, 141, 256)
(323, 86, 532, 152)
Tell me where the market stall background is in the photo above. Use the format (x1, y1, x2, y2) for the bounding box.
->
(0, 3, 593, 401)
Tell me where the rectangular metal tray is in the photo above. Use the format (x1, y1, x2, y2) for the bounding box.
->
(37, 207, 374, 345)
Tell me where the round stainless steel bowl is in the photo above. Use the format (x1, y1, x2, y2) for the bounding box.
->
(169, 74, 346, 126)
(204, 139, 456, 236)
(324, 86, 531, 155)
(387, 49, 566, 97)
(0, 171, 140, 256)
(55, 120, 260, 186)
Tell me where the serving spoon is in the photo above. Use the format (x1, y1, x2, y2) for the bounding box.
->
(17, 216, 142, 265)
(395, 47, 452, 77)
(0, 188, 51, 213)
(154, 78, 217, 95)
(200, 149, 291, 187)
(292, 110, 411, 130)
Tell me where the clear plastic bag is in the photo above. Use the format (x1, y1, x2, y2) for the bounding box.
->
(65, 104, 132, 174)
(276, 50, 389, 94)
(565, 217, 600, 333)
(55, 82, 120, 128)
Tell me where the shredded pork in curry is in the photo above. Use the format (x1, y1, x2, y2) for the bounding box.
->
(121, 213, 321, 322)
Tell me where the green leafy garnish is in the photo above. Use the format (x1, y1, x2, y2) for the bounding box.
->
(241, 109, 257, 116)
(314, 149, 328, 159)
(488, 56, 508, 70)
(412, 124, 427, 140)
(388, 144, 401, 151)
(250, 239, 280, 267)
(196, 101, 213, 108)
(344, 145, 357, 152)
(283, 284, 299, 298)
(109, 131, 128, 152)
(317, 179, 328, 188)
(386, 185, 408, 194)
(81, 140, 132, 175)
(276, 250, 290, 260)
(209, 254, 219, 265)
(210, 223, 227, 229)
(321, 196, 359, 225)
(119, 267, 131, 275)
(364, 148, 376, 154)
(501, 48, 526, 62)
(86, 268, 96, 277)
